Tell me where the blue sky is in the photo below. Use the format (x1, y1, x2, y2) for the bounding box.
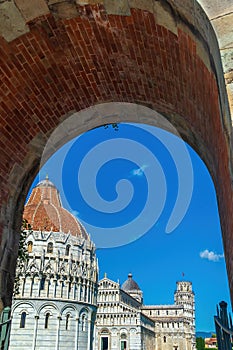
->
(29, 123, 231, 332)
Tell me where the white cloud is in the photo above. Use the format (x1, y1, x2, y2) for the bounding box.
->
(132, 165, 148, 176)
(200, 249, 224, 262)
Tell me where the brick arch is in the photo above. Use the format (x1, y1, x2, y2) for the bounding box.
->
(0, 0, 232, 310)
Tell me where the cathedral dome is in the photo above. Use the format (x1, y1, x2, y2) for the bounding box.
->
(122, 273, 141, 291)
(23, 177, 88, 239)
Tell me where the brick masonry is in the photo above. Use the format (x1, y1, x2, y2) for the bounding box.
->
(0, 0, 232, 309)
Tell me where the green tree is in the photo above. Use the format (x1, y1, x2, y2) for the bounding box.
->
(13, 220, 30, 296)
(196, 337, 205, 350)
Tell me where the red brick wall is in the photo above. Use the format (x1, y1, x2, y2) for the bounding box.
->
(0, 4, 232, 307)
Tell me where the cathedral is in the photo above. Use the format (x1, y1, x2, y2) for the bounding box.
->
(9, 178, 195, 350)
(95, 275, 195, 350)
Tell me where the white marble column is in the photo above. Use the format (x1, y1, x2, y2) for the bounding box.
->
(37, 277, 41, 296)
(21, 276, 26, 296)
(56, 315, 61, 350)
(59, 279, 63, 298)
(32, 315, 39, 350)
(75, 317, 79, 350)
(86, 281, 90, 303)
(66, 279, 70, 299)
(72, 281, 76, 300)
(87, 319, 91, 350)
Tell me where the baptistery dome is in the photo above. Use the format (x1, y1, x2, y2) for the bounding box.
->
(24, 176, 88, 239)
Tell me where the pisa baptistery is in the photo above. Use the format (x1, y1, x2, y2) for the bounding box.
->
(9, 177, 98, 350)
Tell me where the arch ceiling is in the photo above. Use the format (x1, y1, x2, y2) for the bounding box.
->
(0, 0, 230, 121)
(0, 1, 232, 118)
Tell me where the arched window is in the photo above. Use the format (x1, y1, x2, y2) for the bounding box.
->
(45, 313, 50, 329)
(65, 245, 70, 256)
(164, 336, 167, 343)
(100, 329, 110, 350)
(65, 314, 70, 330)
(81, 314, 87, 331)
(121, 340, 127, 349)
(40, 277, 45, 290)
(27, 241, 33, 253)
(47, 242, 53, 253)
(121, 333, 127, 350)
(20, 312, 26, 328)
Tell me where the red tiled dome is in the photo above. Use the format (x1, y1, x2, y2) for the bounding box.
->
(23, 177, 88, 239)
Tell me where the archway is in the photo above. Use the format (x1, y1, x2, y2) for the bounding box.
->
(27, 120, 231, 332)
(0, 0, 232, 312)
